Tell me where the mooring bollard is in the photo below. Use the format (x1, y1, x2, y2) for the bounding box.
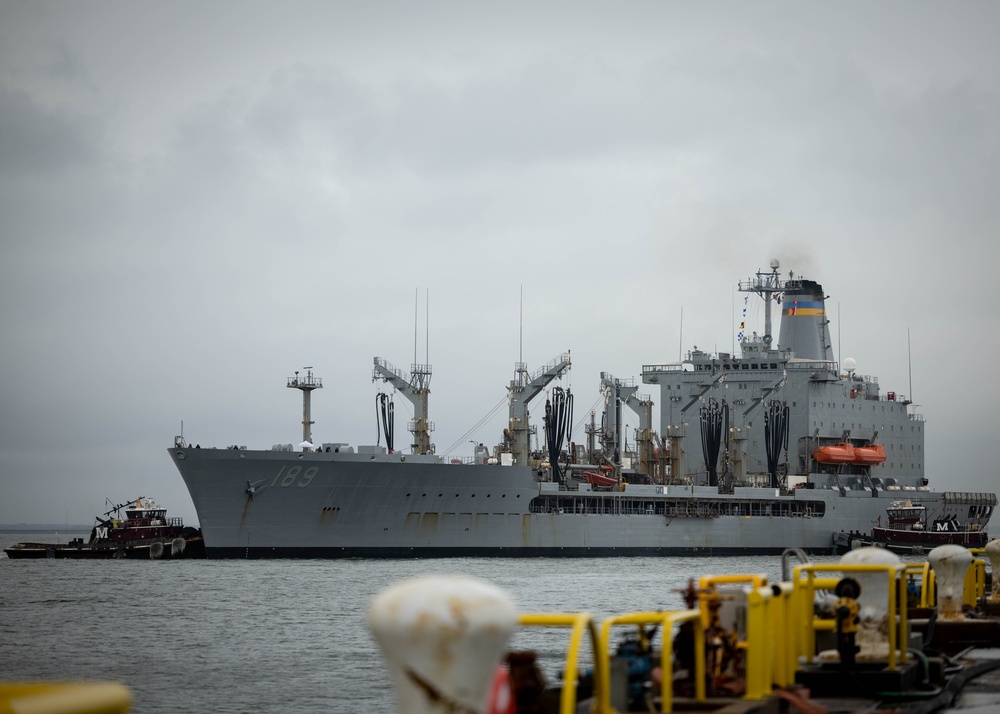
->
(928, 544, 973, 620)
(840, 546, 902, 661)
(368, 575, 517, 714)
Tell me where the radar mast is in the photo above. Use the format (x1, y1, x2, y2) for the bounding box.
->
(738, 258, 782, 348)
(288, 368, 323, 447)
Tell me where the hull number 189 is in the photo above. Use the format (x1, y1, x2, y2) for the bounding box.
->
(270, 465, 318, 488)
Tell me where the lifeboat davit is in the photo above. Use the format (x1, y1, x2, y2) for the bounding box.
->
(813, 443, 855, 464)
(852, 444, 886, 465)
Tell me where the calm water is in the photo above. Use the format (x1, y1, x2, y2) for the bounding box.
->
(1, 531, 840, 713)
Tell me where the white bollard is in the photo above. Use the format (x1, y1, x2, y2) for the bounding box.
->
(986, 539, 1000, 602)
(928, 544, 973, 620)
(841, 546, 901, 662)
(368, 575, 517, 714)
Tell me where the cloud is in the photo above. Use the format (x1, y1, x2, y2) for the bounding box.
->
(1, 1, 999, 525)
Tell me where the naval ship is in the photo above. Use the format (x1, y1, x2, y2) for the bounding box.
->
(168, 260, 994, 557)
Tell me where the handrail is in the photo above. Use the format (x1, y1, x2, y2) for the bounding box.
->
(743, 586, 773, 700)
(598, 610, 704, 714)
(697, 574, 768, 628)
(792, 562, 908, 670)
(898, 562, 932, 609)
(518, 613, 603, 714)
(0, 682, 132, 714)
(965, 559, 986, 607)
(767, 582, 797, 690)
(698, 573, 768, 589)
(695, 575, 778, 701)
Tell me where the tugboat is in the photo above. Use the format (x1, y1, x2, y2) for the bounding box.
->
(834, 498, 991, 555)
(3, 497, 205, 559)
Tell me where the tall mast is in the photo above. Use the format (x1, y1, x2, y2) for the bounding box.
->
(737, 258, 782, 348)
(288, 367, 323, 447)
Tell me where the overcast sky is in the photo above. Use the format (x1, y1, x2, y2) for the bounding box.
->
(2, 1, 998, 527)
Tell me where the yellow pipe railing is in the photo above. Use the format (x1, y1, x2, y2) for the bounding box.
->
(696, 574, 784, 701)
(0, 683, 132, 714)
(899, 562, 931, 609)
(598, 610, 704, 714)
(792, 575, 839, 665)
(767, 582, 797, 689)
(517, 613, 603, 714)
(742, 586, 773, 700)
(792, 562, 908, 670)
(965, 559, 986, 607)
(696, 574, 767, 628)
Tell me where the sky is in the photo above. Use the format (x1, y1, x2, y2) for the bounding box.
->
(1, 1, 998, 527)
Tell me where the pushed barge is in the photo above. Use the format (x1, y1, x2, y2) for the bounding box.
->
(168, 260, 994, 558)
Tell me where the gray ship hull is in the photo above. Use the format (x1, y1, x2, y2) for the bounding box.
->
(169, 446, 976, 558)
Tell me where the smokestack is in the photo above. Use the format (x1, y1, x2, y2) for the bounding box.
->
(777, 279, 833, 361)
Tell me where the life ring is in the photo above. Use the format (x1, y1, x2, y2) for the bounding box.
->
(488, 665, 514, 714)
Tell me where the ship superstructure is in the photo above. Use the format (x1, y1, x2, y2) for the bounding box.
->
(642, 261, 924, 494)
(168, 261, 994, 557)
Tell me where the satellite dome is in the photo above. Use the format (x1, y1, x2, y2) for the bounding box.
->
(770, 258, 780, 270)
(842, 357, 857, 373)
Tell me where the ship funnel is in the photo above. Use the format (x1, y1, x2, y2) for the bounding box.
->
(777, 279, 833, 361)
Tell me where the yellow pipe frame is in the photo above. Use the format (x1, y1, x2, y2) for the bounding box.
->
(742, 586, 773, 700)
(696, 574, 787, 701)
(597, 609, 705, 714)
(965, 559, 986, 607)
(792, 562, 908, 670)
(518, 613, 603, 714)
(767, 582, 797, 689)
(696, 574, 768, 628)
(0, 683, 132, 714)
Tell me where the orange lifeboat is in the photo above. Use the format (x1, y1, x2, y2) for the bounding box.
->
(813, 443, 855, 464)
(852, 444, 886, 465)
(582, 470, 618, 487)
